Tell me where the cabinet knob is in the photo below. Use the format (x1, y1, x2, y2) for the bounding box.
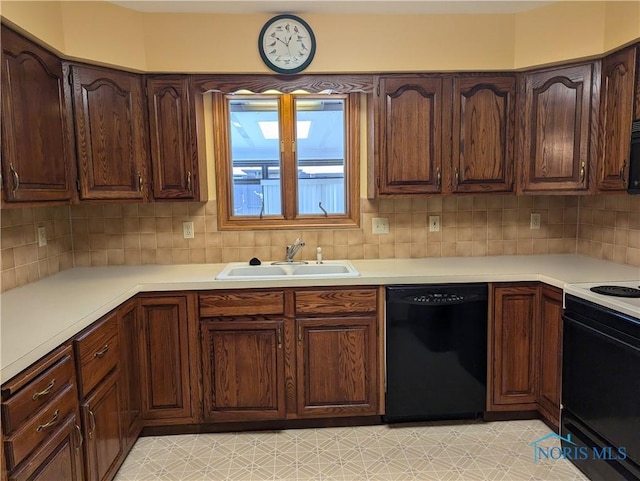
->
(9, 163, 19, 198)
(186, 171, 192, 193)
(138, 172, 144, 192)
(436, 168, 442, 189)
(455, 168, 460, 185)
(88, 409, 96, 439)
(75, 424, 84, 450)
(579, 162, 585, 184)
(93, 344, 109, 358)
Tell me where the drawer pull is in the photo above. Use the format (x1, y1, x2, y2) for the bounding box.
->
(32, 379, 56, 400)
(93, 344, 109, 358)
(277, 326, 283, 349)
(88, 409, 96, 440)
(75, 424, 83, 450)
(36, 409, 59, 432)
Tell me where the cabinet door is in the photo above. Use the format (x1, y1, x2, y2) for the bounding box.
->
(0, 26, 75, 203)
(452, 76, 516, 193)
(8, 414, 83, 481)
(147, 77, 197, 200)
(138, 296, 197, 424)
(201, 320, 286, 422)
(118, 300, 141, 450)
(519, 63, 595, 193)
(537, 285, 563, 429)
(376, 76, 443, 194)
(597, 47, 636, 191)
(81, 371, 123, 481)
(70, 64, 148, 200)
(491, 285, 539, 409)
(296, 317, 378, 418)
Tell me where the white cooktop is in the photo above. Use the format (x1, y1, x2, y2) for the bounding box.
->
(564, 280, 640, 319)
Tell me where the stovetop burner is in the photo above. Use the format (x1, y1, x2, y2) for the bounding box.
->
(590, 285, 640, 298)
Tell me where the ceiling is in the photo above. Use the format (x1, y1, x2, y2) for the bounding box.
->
(108, 1, 556, 15)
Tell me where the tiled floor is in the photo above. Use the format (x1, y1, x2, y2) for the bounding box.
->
(113, 420, 589, 481)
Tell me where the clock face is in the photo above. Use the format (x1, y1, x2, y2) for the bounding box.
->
(258, 14, 316, 75)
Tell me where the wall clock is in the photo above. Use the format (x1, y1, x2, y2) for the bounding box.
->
(258, 14, 316, 75)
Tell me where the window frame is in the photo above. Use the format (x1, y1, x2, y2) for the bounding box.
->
(213, 91, 360, 230)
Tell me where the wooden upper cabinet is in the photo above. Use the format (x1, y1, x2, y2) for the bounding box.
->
(597, 47, 636, 191)
(70, 64, 149, 200)
(519, 63, 596, 193)
(451, 76, 516, 193)
(375, 76, 444, 194)
(1, 27, 75, 204)
(146, 76, 199, 200)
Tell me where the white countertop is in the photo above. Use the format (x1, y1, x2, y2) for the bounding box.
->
(2, 254, 639, 383)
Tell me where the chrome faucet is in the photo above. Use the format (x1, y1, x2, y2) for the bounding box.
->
(285, 238, 305, 262)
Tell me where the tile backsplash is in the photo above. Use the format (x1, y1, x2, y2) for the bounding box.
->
(1, 194, 637, 293)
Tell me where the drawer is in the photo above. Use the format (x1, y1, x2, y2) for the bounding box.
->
(200, 291, 285, 317)
(74, 311, 119, 398)
(295, 288, 377, 315)
(2, 351, 75, 435)
(4, 383, 77, 471)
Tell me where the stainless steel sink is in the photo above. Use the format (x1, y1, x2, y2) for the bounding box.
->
(215, 261, 359, 279)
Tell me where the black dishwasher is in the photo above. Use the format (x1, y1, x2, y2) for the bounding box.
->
(384, 284, 488, 423)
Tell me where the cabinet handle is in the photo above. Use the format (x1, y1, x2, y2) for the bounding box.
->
(36, 409, 59, 432)
(436, 168, 441, 189)
(75, 424, 83, 450)
(579, 161, 586, 183)
(186, 171, 192, 193)
(93, 344, 109, 358)
(297, 324, 302, 344)
(88, 409, 96, 440)
(138, 172, 144, 192)
(32, 379, 56, 400)
(9, 163, 19, 198)
(455, 168, 459, 185)
(277, 326, 283, 349)
(620, 160, 627, 186)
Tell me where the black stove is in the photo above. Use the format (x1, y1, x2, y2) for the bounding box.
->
(589, 285, 640, 298)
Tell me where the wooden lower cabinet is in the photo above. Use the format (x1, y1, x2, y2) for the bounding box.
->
(118, 300, 141, 450)
(489, 282, 564, 429)
(137, 294, 199, 425)
(296, 317, 378, 417)
(490, 284, 540, 409)
(537, 285, 563, 429)
(81, 371, 123, 481)
(200, 320, 286, 422)
(7, 414, 84, 481)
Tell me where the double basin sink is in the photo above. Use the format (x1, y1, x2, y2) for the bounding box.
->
(215, 260, 360, 279)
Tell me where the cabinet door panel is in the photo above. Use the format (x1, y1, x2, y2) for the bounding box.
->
(491, 286, 539, 407)
(377, 77, 443, 194)
(537, 285, 563, 427)
(597, 47, 636, 191)
(1, 27, 74, 203)
(118, 300, 141, 449)
(520, 64, 594, 193)
(71, 65, 148, 200)
(147, 77, 196, 200)
(201, 321, 285, 422)
(82, 371, 122, 481)
(296, 317, 378, 417)
(138, 296, 195, 422)
(452, 76, 515, 193)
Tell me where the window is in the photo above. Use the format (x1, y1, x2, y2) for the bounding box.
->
(213, 91, 360, 229)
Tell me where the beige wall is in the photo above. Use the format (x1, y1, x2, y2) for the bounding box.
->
(2, 1, 639, 73)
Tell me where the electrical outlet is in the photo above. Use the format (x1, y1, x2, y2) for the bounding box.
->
(530, 213, 541, 230)
(183, 221, 195, 239)
(372, 217, 389, 235)
(37, 226, 47, 247)
(429, 215, 440, 232)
